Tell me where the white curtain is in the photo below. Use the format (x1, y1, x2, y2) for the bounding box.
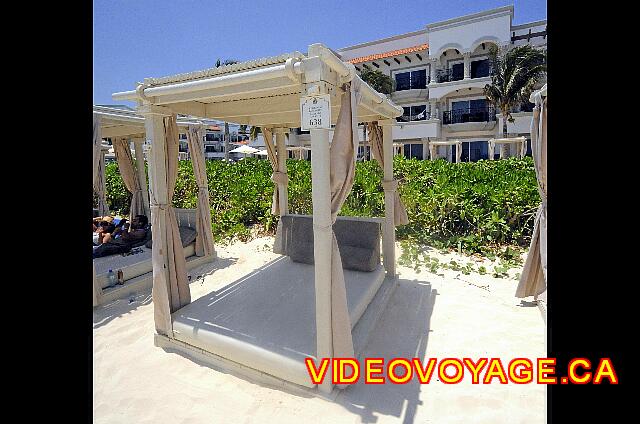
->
(93, 114, 108, 216)
(325, 80, 362, 377)
(366, 122, 409, 226)
(262, 127, 288, 216)
(186, 125, 215, 257)
(151, 115, 191, 336)
(113, 138, 145, 218)
(516, 92, 547, 298)
(488, 139, 495, 160)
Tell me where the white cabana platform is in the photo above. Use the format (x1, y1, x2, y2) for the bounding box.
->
(112, 43, 404, 395)
(169, 256, 387, 388)
(92, 106, 218, 306)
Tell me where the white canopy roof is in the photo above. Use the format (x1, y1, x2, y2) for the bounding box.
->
(113, 43, 403, 128)
(94, 105, 223, 139)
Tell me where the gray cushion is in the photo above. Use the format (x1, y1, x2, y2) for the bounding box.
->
(278, 215, 381, 272)
(145, 226, 197, 249)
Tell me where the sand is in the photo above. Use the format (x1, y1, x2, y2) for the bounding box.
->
(93, 236, 545, 423)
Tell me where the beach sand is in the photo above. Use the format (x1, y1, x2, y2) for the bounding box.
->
(93, 236, 545, 423)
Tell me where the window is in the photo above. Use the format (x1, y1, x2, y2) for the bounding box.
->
(205, 146, 216, 153)
(396, 105, 428, 122)
(450, 63, 464, 81)
(395, 72, 411, 91)
(394, 68, 427, 91)
(461, 140, 489, 162)
(470, 59, 490, 78)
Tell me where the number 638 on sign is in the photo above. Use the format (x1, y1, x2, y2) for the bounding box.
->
(300, 94, 331, 130)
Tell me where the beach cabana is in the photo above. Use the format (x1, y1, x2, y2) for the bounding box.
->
(488, 136, 527, 159)
(112, 43, 404, 394)
(92, 106, 217, 306)
(429, 139, 463, 162)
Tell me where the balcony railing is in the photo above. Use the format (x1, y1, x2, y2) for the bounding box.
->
(396, 110, 431, 123)
(435, 67, 494, 83)
(442, 106, 496, 125)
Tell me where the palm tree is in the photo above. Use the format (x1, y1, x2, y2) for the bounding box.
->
(216, 58, 239, 160)
(249, 126, 261, 141)
(484, 45, 546, 138)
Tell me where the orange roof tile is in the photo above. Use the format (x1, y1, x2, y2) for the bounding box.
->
(348, 44, 429, 64)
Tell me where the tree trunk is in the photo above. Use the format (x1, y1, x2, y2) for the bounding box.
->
(224, 122, 230, 161)
(362, 125, 368, 160)
(502, 113, 509, 138)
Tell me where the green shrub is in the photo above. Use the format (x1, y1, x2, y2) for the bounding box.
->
(103, 156, 539, 252)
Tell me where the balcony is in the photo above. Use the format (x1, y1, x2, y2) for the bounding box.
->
(443, 106, 496, 124)
(393, 119, 440, 140)
(442, 106, 497, 132)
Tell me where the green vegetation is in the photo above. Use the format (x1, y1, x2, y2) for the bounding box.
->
(104, 156, 539, 256)
(359, 68, 394, 95)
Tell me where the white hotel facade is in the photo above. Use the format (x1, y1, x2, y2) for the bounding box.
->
(335, 5, 546, 162)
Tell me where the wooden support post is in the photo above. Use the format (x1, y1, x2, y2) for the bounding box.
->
(310, 124, 333, 394)
(92, 262, 100, 307)
(138, 104, 174, 337)
(380, 119, 396, 277)
(99, 149, 108, 216)
(274, 127, 289, 216)
(133, 138, 150, 217)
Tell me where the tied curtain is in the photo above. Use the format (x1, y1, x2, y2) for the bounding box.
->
(326, 80, 362, 375)
(516, 92, 547, 298)
(262, 127, 288, 216)
(366, 123, 409, 226)
(93, 114, 108, 216)
(186, 125, 215, 257)
(151, 114, 191, 336)
(113, 138, 146, 219)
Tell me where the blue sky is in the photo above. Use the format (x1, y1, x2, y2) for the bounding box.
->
(94, 0, 546, 106)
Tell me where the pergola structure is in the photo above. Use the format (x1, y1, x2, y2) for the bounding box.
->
(429, 139, 463, 163)
(488, 136, 527, 159)
(112, 43, 404, 395)
(92, 106, 219, 306)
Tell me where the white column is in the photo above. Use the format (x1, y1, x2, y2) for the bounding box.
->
(133, 138, 150, 217)
(429, 99, 439, 120)
(422, 138, 429, 160)
(429, 58, 438, 84)
(463, 52, 471, 80)
(310, 124, 333, 395)
(380, 119, 396, 277)
(274, 127, 289, 215)
(429, 144, 437, 160)
(138, 104, 174, 336)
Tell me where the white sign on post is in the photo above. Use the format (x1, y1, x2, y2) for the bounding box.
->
(300, 94, 331, 130)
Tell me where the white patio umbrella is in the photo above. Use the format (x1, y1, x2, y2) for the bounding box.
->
(229, 145, 260, 155)
(255, 149, 269, 156)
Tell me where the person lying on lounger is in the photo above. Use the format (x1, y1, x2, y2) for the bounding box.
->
(94, 221, 116, 245)
(93, 215, 114, 232)
(93, 215, 149, 258)
(100, 215, 148, 244)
